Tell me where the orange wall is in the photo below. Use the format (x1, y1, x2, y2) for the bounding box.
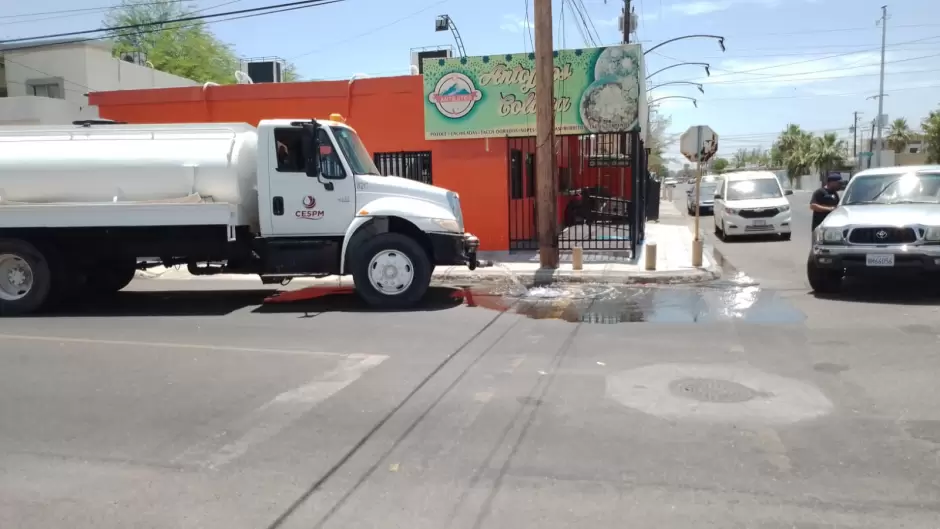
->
(89, 76, 510, 251)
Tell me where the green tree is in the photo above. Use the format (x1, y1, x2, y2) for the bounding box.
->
(886, 118, 913, 153)
(645, 109, 676, 173)
(923, 109, 940, 163)
(712, 157, 730, 173)
(811, 132, 847, 177)
(104, 0, 302, 84)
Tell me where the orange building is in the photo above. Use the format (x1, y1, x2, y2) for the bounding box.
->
(89, 75, 642, 252)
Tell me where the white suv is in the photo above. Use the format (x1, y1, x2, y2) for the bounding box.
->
(713, 171, 794, 241)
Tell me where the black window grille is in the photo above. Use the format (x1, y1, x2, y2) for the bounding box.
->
(373, 151, 433, 184)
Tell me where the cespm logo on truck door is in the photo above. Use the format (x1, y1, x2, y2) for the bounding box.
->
(296, 195, 324, 220)
(428, 73, 482, 118)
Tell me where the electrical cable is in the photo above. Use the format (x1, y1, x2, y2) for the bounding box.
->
(0, 0, 339, 45)
(0, 0, 244, 27)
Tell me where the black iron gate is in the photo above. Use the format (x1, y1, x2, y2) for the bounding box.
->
(373, 151, 433, 184)
(507, 131, 645, 256)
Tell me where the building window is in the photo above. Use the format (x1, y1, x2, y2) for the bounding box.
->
(26, 78, 65, 99)
(373, 151, 432, 184)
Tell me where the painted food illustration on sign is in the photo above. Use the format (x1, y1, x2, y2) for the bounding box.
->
(593, 46, 638, 81)
(580, 77, 639, 133)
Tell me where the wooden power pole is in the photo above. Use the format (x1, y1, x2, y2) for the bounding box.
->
(534, 0, 559, 268)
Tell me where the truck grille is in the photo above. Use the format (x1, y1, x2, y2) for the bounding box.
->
(847, 227, 917, 244)
(738, 207, 779, 219)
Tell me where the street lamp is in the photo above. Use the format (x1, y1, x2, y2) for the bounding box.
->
(434, 14, 467, 57)
(648, 95, 698, 108)
(646, 62, 710, 80)
(648, 81, 704, 94)
(644, 35, 725, 56)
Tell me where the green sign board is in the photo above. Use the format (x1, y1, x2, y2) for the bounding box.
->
(422, 45, 647, 140)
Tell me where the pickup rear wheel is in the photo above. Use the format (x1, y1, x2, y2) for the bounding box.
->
(807, 255, 842, 294)
(0, 239, 52, 316)
(352, 233, 432, 308)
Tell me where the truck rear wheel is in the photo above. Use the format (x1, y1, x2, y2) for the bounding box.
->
(352, 233, 432, 308)
(0, 239, 52, 316)
(807, 255, 842, 294)
(84, 259, 137, 295)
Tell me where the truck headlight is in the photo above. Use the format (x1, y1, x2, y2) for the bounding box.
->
(925, 226, 940, 241)
(815, 227, 844, 244)
(431, 219, 462, 232)
(779, 204, 790, 212)
(725, 208, 738, 215)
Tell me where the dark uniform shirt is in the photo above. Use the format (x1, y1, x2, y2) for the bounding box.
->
(810, 186, 840, 230)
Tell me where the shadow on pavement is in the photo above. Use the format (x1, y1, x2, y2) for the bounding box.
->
(28, 287, 464, 318)
(813, 276, 940, 305)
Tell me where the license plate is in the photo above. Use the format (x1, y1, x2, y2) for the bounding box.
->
(753, 220, 767, 226)
(866, 254, 895, 267)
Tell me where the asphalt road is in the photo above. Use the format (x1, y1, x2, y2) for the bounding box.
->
(4, 203, 940, 528)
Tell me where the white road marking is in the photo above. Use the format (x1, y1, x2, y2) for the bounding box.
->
(0, 333, 360, 359)
(175, 353, 387, 469)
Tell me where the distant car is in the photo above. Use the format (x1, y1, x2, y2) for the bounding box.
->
(713, 171, 794, 241)
(663, 177, 678, 187)
(807, 165, 940, 293)
(686, 183, 718, 215)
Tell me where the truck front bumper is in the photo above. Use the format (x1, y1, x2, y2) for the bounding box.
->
(429, 232, 481, 270)
(812, 244, 940, 271)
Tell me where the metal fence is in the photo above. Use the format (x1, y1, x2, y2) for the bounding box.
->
(507, 132, 645, 257)
(373, 151, 433, 184)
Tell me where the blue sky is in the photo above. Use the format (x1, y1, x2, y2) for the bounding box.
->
(3, 0, 939, 167)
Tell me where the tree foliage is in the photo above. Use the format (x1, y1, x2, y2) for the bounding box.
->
(771, 124, 848, 187)
(645, 109, 675, 176)
(921, 110, 940, 163)
(886, 118, 913, 153)
(103, 0, 302, 84)
(711, 157, 729, 173)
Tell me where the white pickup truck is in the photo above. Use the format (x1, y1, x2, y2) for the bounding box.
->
(0, 116, 479, 315)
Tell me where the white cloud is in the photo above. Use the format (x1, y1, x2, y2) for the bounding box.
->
(670, 1, 733, 15)
(500, 14, 533, 33)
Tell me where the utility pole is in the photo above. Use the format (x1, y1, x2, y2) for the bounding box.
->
(623, 0, 631, 43)
(534, 0, 559, 268)
(852, 111, 860, 158)
(869, 118, 876, 169)
(874, 5, 888, 168)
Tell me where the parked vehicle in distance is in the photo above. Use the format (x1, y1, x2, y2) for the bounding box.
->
(686, 182, 718, 215)
(663, 176, 679, 187)
(807, 165, 940, 293)
(0, 116, 479, 315)
(713, 171, 794, 241)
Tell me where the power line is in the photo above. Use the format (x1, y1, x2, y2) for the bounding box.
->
(0, 0, 342, 53)
(696, 82, 940, 103)
(698, 55, 940, 86)
(0, 1, 184, 21)
(0, 1, 246, 27)
(289, 0, 452, 60)
(0, 0, 337, 45)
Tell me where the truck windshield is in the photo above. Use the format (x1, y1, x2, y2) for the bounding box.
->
(331, 126, 381, 176)
(843, 172, 940, 204)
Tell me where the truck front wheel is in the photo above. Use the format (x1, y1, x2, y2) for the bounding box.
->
(807, 255, 843, 294)
(352, 233, 432, 308)
(0, 239, 52, 316)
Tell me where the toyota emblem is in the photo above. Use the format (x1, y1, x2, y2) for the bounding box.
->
(302, 196, 316, 209)
(875, 230, 888, 239)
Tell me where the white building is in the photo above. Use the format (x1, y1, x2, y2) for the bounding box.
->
(0, 38, 198, 125)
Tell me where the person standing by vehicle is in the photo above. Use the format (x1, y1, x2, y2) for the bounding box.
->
(810, 174, 842, 231)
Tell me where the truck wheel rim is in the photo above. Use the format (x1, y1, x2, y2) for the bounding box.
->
(367, 250, 415, 296)
(0, 254, 34, 301)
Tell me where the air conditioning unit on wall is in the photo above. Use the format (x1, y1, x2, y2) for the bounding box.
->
(409, 46, 453, 75)
(240, 57, 285, 83)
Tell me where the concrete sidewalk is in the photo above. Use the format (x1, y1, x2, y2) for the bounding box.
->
(136, 202, 719, 286)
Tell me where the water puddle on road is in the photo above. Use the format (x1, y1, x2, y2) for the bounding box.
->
(456, 280, 804, 324)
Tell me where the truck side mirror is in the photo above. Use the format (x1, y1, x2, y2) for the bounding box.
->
(784, 189, 794, 195)
(300, 123, 320, 178)
(714, 193, 722, 200)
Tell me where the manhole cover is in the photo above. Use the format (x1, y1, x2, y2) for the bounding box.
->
(669, 377, 767, 403)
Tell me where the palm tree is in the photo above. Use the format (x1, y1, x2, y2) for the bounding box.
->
(811, 132, 847, 178)
(922, 110, 940, 163)
(886, 118, 913, 153)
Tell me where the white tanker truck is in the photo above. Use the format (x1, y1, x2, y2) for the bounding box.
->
(0, 116, 479, 316)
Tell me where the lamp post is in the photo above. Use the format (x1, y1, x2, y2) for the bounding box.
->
(648, 81, 704, 94)
(646, 62, 710, 80)
(644, 35, 725, 56)
(648, 96, 698, 108)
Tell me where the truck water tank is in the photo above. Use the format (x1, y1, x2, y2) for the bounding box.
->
(0, 123, 260, 219)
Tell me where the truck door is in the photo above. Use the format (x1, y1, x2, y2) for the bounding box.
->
(267, 126, 356, 237)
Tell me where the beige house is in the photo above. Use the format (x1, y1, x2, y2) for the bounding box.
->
(863, 134, 928, 168)
(0, 38, 198, 125)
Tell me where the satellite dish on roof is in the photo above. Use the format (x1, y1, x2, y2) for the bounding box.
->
(234, 71, 254, 84)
